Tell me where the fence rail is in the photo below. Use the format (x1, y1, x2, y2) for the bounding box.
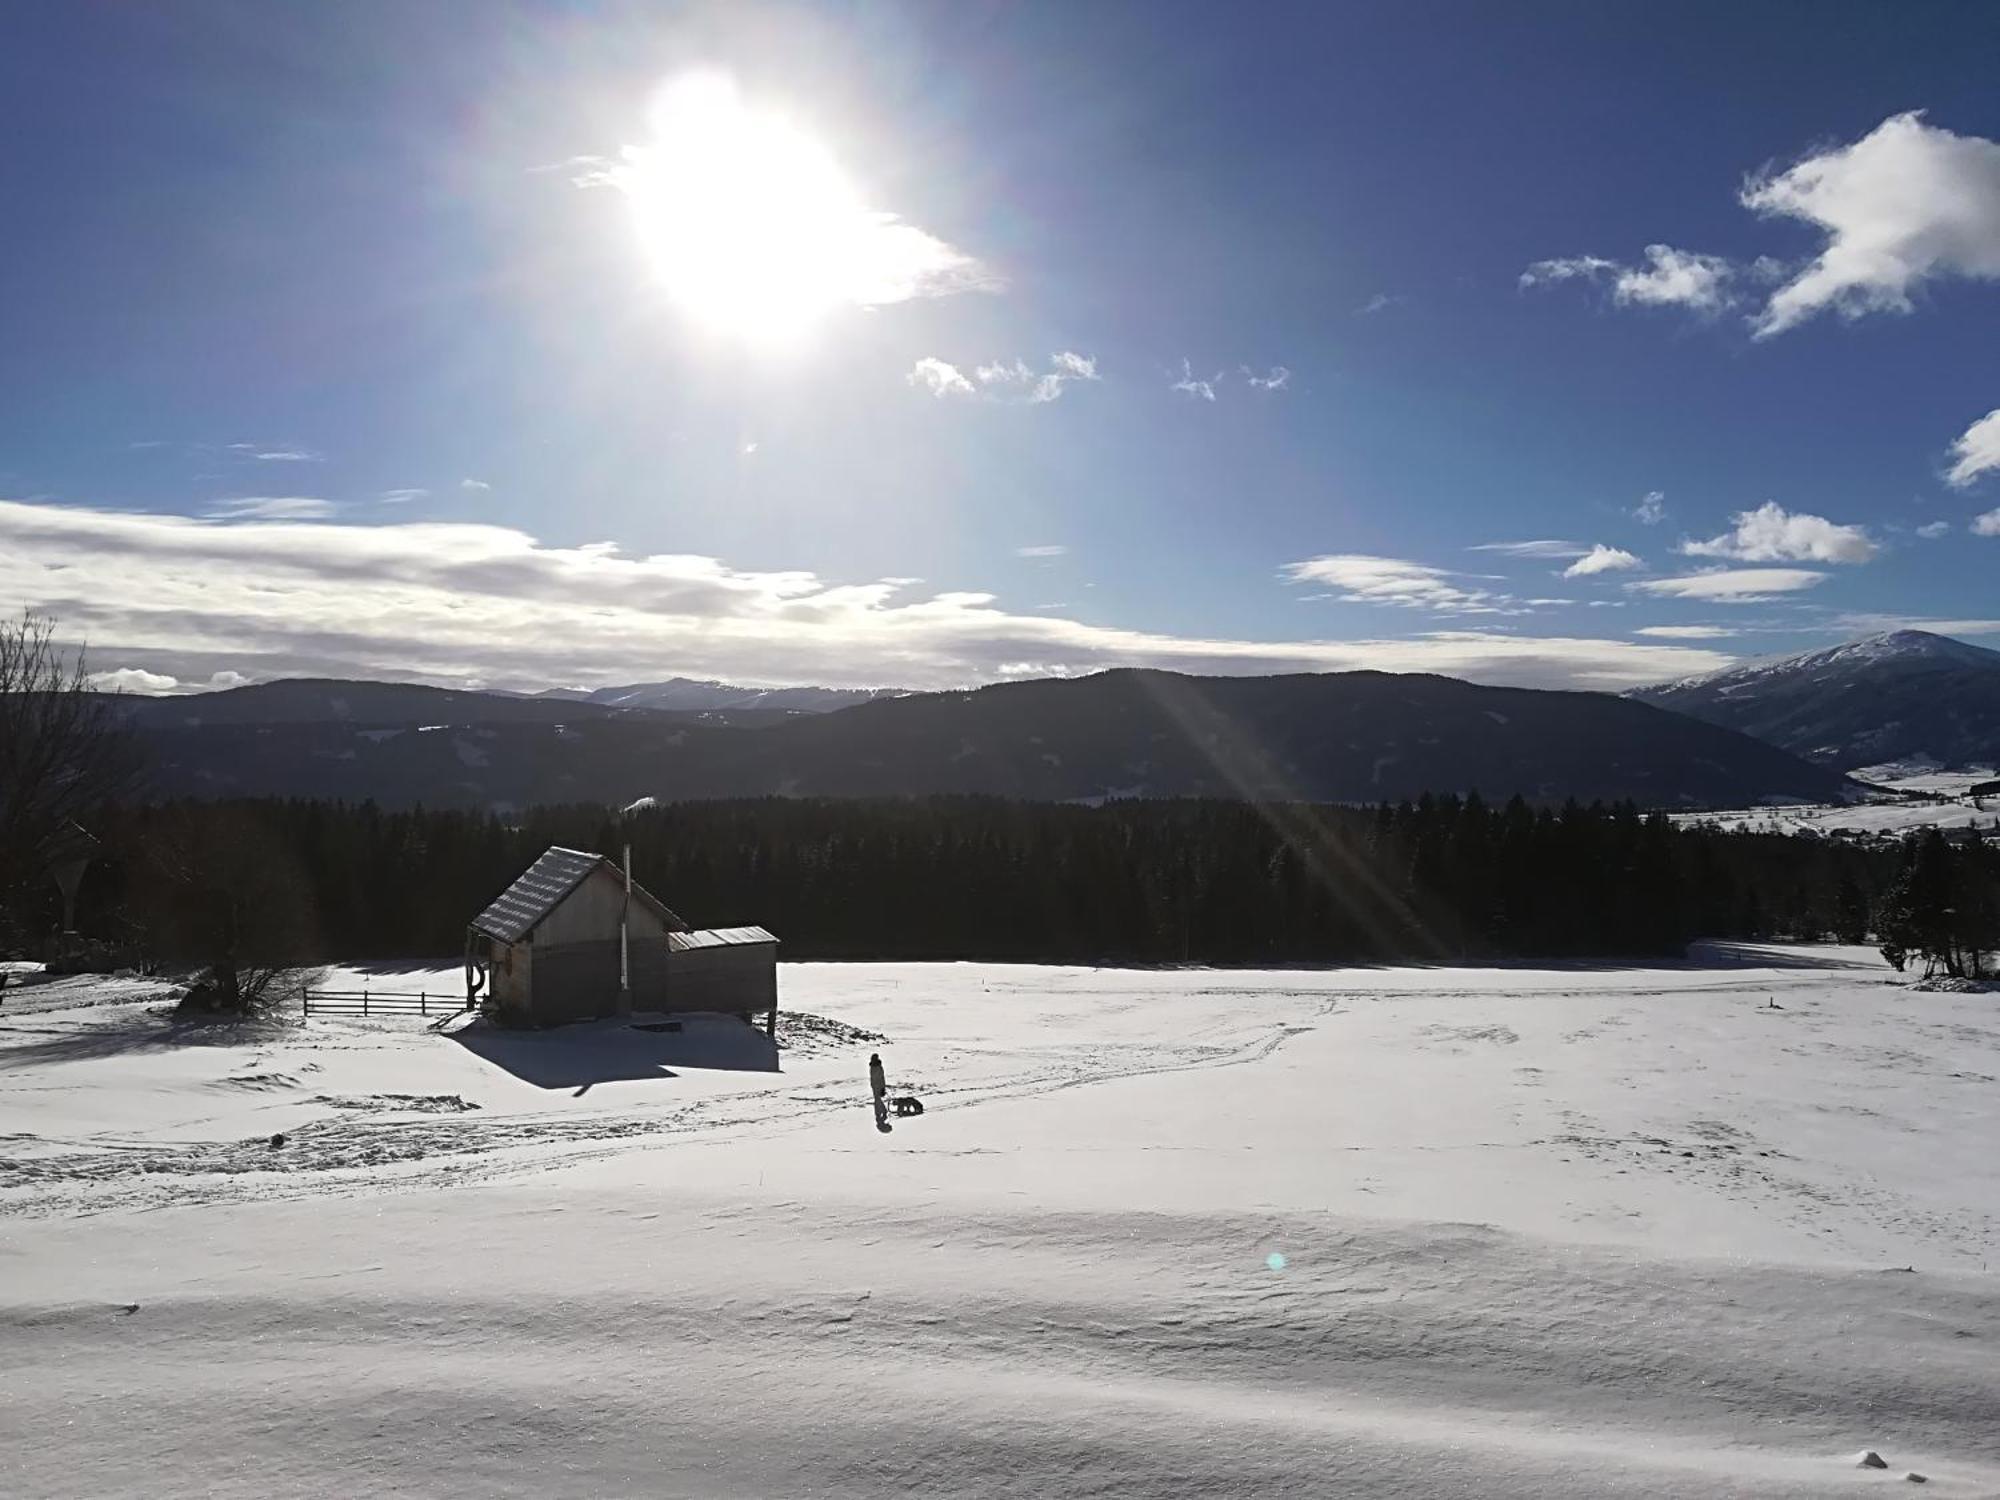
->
(302, 988, 463, 1018)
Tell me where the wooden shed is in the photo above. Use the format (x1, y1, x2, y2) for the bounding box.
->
(466, 846, 778, 1031)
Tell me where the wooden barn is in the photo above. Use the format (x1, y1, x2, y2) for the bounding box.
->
(467, 846, 778, 1031)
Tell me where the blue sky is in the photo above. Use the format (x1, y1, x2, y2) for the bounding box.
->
(4, 0, 1998, 693)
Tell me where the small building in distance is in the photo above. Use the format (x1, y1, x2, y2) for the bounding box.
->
(467, 846, 778, 1032)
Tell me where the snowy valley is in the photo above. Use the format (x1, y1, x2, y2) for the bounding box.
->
(5, 946, 1998, 1497)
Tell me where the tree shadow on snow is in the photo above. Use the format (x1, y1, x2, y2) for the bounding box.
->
(0, 1008, 302, 1070)
(449, 1012, 779, 1095)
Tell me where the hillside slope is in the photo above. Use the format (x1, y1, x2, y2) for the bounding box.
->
(130, 667, 1851, 810)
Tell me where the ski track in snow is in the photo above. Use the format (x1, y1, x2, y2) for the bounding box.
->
(4, 945, 2000, 1497)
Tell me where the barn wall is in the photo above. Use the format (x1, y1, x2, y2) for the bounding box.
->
(524, 940, 621, 1024)
(534, 866, 673, 947)
(488, 938, 532, 1022)
(663, 944, 778, 1017)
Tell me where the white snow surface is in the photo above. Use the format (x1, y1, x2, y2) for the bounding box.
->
(5, 946, 1999, 1497)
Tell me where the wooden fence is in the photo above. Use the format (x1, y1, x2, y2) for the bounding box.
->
(302, 987, 463, 1018)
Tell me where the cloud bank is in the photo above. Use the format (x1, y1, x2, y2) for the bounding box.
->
(1, 499, 1728, 693)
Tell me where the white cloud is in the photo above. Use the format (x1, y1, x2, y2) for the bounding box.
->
(1244, 365, 1290, 391)
(206, 497, 339, 520)
(1519, 255, 1617, 289)
(1945, 408, 2000, 488)
(1470, 539, 1588, 559)
(1613, 245, 1736, 313)
(1975, 508, 2000, 537)
(907, 357, 974, 398)
(1284, 555, 1508, 614)
(1562, 545, 1643, 578)
(975, 359, 1032, 386)
(0, 498, 1728, 691)
(88, 666, 179, 694)
(1522, 245, 1735, 315)
(1016, 545, 1067, 558)
(205, 670, 251, 690)
(1633, 568, 1828, 602)
(1743, 112, 2000, 338)
(951, 353, 1098, 403)
(1635, 625, 1735, 640)
(1633, 491, 1667, 526)
(1679, 502, 1877, 564)
(1356, 293, 1403, 315)
(1916, 520, 1952, 539)
(461, 478, 493, 491)
(380, 488, 429, 505)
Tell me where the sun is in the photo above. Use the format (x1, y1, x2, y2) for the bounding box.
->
(602, 74, 979, 352)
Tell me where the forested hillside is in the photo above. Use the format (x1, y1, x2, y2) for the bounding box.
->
(49, 794, 1896, 967)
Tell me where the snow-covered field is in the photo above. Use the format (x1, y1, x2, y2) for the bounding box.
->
(1675, 764, 2000, 840)
(4, 947, 1998, 1497)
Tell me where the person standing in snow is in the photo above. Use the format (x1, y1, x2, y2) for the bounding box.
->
(868, 1051, 887, 1111)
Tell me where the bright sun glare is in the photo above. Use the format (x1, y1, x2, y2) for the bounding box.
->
(604, 73, 983, 351)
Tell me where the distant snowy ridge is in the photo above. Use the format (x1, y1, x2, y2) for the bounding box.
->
(1630, 630, 2000, 770)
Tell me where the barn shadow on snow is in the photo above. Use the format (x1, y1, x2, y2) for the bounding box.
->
(449, 1011, 779, 1095)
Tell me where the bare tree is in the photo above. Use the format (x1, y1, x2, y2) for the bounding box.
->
(0, 612, 144, 941)
(135, 804, 318, 1013)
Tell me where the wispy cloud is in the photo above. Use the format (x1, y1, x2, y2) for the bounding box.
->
(1633, 568, 1828, 602)
(461, 477, 493, 492)
(919, 353, 1098, 404)
(1284, 555, 1515, 614)
(206, 497, 339, 520)
(907, 357, 975, 398)
(1356, 293, 1404, 316)
(1470, 540, 1588, 560)
(380, 488, 430, 505)
(1562, 544, 1642, 578)
(226, 443, 322, 463)
(1743, 112, 2000, 338)
(1243, 365, 1290, 391)
(1632, 490, 1668, 526)
(1016, 544, 1067, 558)
(1518, 255, 1617, 290)
(1170, 359, 1218, 402)
(1832, 612, 2000, 636)
(1975, 509, 2000, 538)
(0, 498, 1728, 692)
(1916, 520, 1952, 539)
(1679, 502, 1876, 564)
(1635, 625, 1735, 639)
(1945, 408, 2000, 489)
(1520, 245, 1736, 315)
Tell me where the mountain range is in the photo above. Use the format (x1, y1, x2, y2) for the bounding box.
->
(114, 667, 1851, 812)
(1627, 630, 2000, 772)
(525, 678, 908, 714)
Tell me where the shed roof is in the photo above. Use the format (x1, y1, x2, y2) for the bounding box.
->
(667, 925, 779, 952)
(470, 846, 686, 943)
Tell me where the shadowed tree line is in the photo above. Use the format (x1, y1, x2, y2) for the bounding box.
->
(29, 792, 1928, 972)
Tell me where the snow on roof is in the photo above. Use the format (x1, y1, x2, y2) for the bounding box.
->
(471, 846, 685, 943)
(667, 925, 779, 952)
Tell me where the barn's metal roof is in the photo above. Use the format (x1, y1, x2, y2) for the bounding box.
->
(667, 925, 779, 952)
(470, 846, 685, 943)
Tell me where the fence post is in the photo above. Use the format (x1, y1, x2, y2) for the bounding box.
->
(362, 989, 369, 1018)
